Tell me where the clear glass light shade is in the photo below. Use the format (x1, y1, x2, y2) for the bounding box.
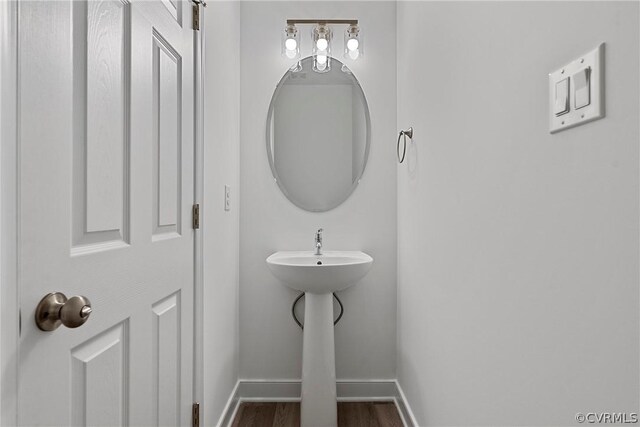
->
(281, 24, 300, 60)
(344, 24, 363, 60)
(312, 24, 332, 73)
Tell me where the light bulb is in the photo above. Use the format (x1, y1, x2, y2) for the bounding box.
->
(317, 54, 327, 64)
(348, 49, 360, 60)
(285, 38, 297, 51)
(347, 38, 359, 52)
(316, 38, 328, 51)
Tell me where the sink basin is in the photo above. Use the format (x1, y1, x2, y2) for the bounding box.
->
(266, 250, 373, 426)
(266, 251, 373, 294)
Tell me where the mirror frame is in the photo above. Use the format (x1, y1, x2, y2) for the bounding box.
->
(265, 56, 371, 212)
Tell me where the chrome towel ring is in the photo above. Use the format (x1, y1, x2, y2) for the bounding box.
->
(397, 127, 413, 163)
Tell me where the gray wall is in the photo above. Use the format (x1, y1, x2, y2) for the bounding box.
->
(240, 1, 397, 381)
(203, 2, 240, 425)
(396, 2, 640, 425)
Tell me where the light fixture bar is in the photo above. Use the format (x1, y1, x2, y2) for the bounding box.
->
(281, 19, 363, 70)
(286, 19, 358, 26)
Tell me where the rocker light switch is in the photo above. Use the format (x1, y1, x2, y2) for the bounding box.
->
(548, 42, 605, 133)
(573, 67, 591, 109)
(554, 77, 570, 116)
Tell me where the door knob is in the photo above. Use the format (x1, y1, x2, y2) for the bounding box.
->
(35, 292, 92, 331)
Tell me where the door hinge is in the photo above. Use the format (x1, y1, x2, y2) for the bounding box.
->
(192, 402, 200, 427)
(192, 204, 200, 229)
(192, 0, 206, 31)
(192, 4, 199, 31)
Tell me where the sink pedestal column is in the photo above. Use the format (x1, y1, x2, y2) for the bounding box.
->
(301, 292, 337, 427)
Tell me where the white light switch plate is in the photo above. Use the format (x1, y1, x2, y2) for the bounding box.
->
(549, 42, 605, 134)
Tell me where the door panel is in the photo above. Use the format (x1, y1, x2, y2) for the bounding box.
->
(71, 322, 129, 427)
(72, 0, 131, 253)
(153, 29, 182, 239)
(152, 292, 181, 425)
(84, 0, 128, 234)
(18, 1, 195, 425)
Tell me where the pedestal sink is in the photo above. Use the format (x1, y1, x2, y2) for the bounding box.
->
(266, 251, 373, 427)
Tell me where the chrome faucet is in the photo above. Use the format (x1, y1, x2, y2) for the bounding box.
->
(314, 228, 323, 255)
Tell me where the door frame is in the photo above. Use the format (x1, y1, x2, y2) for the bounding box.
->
(0, 0, 19, 424)
(193, 0, 205, 416)
(0, 1, 205, 424)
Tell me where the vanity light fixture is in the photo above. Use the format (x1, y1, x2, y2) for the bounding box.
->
(282, 19, 362, 73)
(282, 23, 300, 60)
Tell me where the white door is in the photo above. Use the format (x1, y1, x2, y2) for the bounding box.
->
(17, 0, 197, 425)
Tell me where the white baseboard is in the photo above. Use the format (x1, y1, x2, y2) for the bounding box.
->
(216, 381, 240, 427)
(394, 381, 419, 427)
(216, 379, 417, 427)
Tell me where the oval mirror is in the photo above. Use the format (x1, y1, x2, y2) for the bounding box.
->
(267, 56, 371, 212)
